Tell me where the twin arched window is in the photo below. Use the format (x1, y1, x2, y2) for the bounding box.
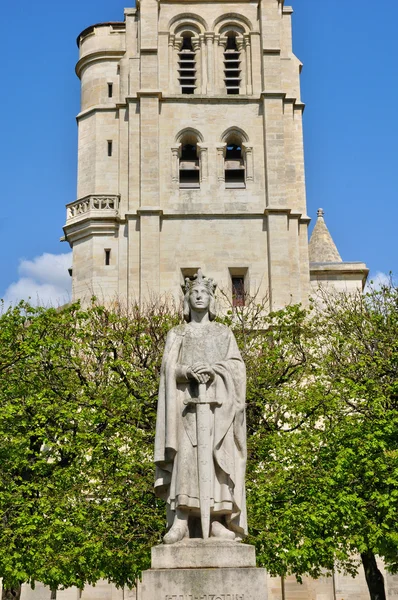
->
(173, 129, 251, 189)
(174, 25, 247, 96)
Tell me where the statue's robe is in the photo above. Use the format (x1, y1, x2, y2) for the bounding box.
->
(154, 321, 247, 536)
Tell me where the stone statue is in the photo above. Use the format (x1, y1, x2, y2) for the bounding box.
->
(154, 270, 247, 544)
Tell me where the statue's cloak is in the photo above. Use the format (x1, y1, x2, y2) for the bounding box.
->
(154, 321, 247, 536)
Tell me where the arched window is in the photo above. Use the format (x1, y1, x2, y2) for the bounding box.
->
(179, 134, 200, 188)
(224, 136, 245, 188)
(224, 33, 241, 95)
(178, 34, 196, 94)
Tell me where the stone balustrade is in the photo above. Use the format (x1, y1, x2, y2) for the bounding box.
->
(66, 195, 120, 222)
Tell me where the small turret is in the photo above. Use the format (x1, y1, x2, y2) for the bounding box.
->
(309, 208, 368, 292)
(309, 208, 342, 263)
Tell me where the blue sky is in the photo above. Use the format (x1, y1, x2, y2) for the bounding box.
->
(1, 0, 396, 303)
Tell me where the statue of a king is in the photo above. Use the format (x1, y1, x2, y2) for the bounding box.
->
(154, 270, 247, 544)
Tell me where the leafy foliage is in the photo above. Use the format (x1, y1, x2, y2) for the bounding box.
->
(0, 299, 180, 592)
(1, 283, 397, 600)
(233, 283, 398, 600)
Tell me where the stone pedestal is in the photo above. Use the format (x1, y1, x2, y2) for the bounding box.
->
(138, 540, 268, 600)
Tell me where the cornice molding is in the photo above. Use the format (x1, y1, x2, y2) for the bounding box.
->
(76, 105, 118, 120)
(263, 48, 281, 55)
(310, 262, 369, 274)
(137, 89, 163, 99)
(136, 207, 163, 215)
(63, 218, 120, 245)
(76, 50, 125, 78)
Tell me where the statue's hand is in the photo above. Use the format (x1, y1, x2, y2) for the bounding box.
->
(189, 363, 216, 384)
(187, 365, 208, 384)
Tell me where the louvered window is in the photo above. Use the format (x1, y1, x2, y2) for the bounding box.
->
(179, 35, 196, 94)
(224, 34, 241, 95)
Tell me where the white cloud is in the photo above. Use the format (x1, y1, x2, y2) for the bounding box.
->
(365, 271, 392, 292)
(2, 252, 72, 307)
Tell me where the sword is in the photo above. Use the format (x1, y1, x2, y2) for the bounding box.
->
(184, 382, 220, 539)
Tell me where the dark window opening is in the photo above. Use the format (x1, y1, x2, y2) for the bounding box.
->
(232, 277, 245, 307)
(179, 142, 200, 188)
(181, 144, 197, 160)
(182, 36, 194, 51)
(225, 170, 245, 187)
(226, 34, 238, 51)
(108, 83, 113, 98)
(105, 249, 111, 266)
(179, 170, 200, 187)
(225, 142, 245, 188)
(226, 61, 240, 70)
(180, 78, 196, 86)
(226, 143, 242, 160)
(107, 140, 113, 157)
(226, 70, 240, 79)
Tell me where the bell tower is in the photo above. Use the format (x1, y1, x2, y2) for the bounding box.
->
(63, 0, 316, 308)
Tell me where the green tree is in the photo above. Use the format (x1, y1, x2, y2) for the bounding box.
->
(243, 284, 398, 600)
(0, 299, 180, 599)
(1, 285, 397, 600)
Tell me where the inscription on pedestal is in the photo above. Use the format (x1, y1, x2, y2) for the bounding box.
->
(140, 566, 267, 600)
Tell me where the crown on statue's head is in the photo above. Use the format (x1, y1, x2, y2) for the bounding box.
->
(184, 269, 217, 296)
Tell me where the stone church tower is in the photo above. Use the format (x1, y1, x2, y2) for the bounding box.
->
(63, 0, 367, 306)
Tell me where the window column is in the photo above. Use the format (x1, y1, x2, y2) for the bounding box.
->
(197, 144, 208, 182)
(171, 145, 181, 184)
(205, 32, 214, 94)
(192, 37, 201, 92)
(244, 34, 253, 95)
(174, 37, 183, 91)
(199, 34, 207, 94)
(213, 34, 220, 91)
(236, 36, 246, 93)
(243, 144, 254, 181)
(168, 33, 176, 93)
(216, 144, 226, 183)
(217, 36, 227, 94)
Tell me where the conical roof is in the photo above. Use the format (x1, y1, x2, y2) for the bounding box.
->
(309, 208, 342, 263)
